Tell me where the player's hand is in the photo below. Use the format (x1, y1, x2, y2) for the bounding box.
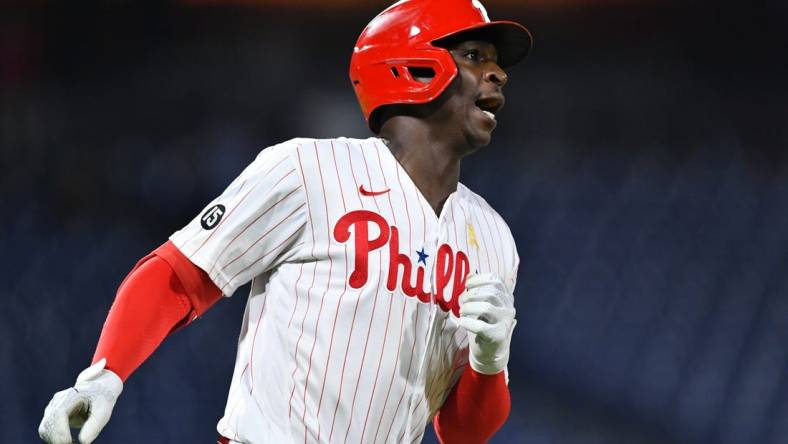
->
(39, 358, 123, 444)
(458, 273, 516, 375)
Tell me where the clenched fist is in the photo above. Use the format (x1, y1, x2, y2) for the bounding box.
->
(458, 273, 516, 375)
(39, 358, 123, 444)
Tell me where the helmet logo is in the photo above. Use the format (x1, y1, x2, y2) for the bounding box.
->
(471, 0, 491, 22)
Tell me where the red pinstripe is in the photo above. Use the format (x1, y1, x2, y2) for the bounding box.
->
(424, 325, 467, 404)
(247, 289, 271, 391)
(442, 326, 468, 374)
(314, 141, 350, 442)
(288, 145, 319, 420)
(296, 145, 317, 251)
(388, 143, 413, 253)
(411, 322, 461, 426)
(233, 178, 247, 198)
(410, 206, 467, 425)
(451, 359, 469, 372)
(224, 363, 248, 440)
(285, 147, 314, 332)
(328, 142, 366, 441)
(382, 306, 420, 443)
(289, 232, 320, 410)
(481, 200, 505, 275)
(187, 156, 289, 256)
(359, 144, 403, 441)
(378, 163, 434, 442)
(457, 202, 478, 270)
(342, 143, 386, 444)
(410, 171, 428, 249)
(358, 287, 395, 441)
(397, 170, 457, 444)
(221, 227, 305, 292)
(427, 201, 461, 347)
(373, 141, 400, 229)
(412, 183, 437, 410)
(288, 265, 318, 422)
(401, 393, 423, 442)
(450, 196, 461, 250)
(300, 142, 335, 444)
(488, 205, 510, 278)
(208, 180, 300, 273)
(471, 205, 492, 273)
(219, 204, 306, 285)
(409, 416, 429, 444)
(397, 188, 450, 444)
(461, 201, 490, 272)
(330, 141, 348, 212)
(472, 196, 503, 276)
(371, 297, 408, 444)
(371, 148, 420, 443)
(287, 263, 306, 330)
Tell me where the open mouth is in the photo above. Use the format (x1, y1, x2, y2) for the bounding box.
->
(475, 95, 505, 122)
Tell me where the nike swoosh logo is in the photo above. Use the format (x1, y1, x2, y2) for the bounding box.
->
(359, 184, 390, 196)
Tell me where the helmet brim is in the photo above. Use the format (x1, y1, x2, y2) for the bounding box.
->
(432, 21, 533, 69)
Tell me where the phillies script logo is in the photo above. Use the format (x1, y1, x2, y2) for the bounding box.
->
(333, 210, 469, 316)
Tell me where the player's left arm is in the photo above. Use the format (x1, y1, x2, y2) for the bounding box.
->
(434, 226, 519, 444)
(433, 271, 517, 444)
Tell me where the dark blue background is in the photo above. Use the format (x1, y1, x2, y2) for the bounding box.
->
(3, 1, 787, 443)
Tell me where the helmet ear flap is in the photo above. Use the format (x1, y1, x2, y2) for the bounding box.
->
(366, 61, 449, 134)
(351, 46, 459, 130)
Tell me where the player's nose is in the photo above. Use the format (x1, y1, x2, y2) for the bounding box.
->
(484, 62, 508, 88)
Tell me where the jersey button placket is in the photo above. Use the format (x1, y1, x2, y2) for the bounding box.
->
(419, 196, 453, 373)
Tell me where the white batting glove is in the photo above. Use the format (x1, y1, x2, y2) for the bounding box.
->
(458, 273, 517, 375)
(39, 358, 123, 444)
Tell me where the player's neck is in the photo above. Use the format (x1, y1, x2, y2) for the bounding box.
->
(379, 122, 463, 216)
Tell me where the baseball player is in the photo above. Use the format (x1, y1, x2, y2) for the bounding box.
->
(39, 0, 531, 443)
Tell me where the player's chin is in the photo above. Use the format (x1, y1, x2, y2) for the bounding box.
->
(461, 108, 497, 150)
(476, 130, 493, 148)
(467, 121, 495, 149)
(475, 110, 498, 140)
(463, 131, 493, 153)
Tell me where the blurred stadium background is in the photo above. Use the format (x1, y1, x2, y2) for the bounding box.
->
(3, 0, 788, 442)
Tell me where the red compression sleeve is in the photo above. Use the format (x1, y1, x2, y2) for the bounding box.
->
(433, 368, 511, 444)
(91, 241, 222, 381)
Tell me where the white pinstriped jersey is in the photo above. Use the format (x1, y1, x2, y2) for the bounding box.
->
(169, 137, 519, 444)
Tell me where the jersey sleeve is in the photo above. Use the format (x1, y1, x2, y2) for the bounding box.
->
(498, 216, 520, 296)
(169, 142, 308, 295)
(494, 215, 519, 385)
(506, 239, 520, 296)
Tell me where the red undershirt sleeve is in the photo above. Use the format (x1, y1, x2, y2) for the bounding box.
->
(433, 367, 511, 444)
(91, 241, 222, 382)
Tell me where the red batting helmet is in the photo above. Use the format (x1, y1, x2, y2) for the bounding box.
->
(349, 0, 533, 132)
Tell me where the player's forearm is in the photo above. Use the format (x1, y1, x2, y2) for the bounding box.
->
(92, 241, 222, 381)
(92, 255, 191, 381)
(433, 367, 511, 444)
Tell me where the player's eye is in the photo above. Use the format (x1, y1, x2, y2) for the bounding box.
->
(463, 49, 480, 61)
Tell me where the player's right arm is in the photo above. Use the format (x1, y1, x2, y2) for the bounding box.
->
(38, 244, 221, 444)
(39, 141, 309, 444)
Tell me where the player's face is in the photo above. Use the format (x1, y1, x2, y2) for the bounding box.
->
(445, 40, 508, 150)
